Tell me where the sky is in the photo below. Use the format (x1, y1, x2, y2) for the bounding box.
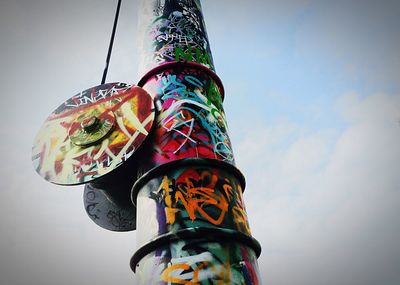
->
(0, 0, 399, 284)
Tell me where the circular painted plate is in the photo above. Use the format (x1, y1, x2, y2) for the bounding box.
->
(84, 183, 136, 232)
(32, 82, 155, 185)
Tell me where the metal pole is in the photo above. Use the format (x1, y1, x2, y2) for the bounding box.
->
(131, 0, 262, 283)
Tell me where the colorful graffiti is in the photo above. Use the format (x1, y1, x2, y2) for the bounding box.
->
(32, 83, 155, 184)
(138, 68, 234, 172)
(130, 0, 263, 283)
(139, 0, 214, 71)
(135, 239, 261, 285)
(135, 165, 251, 249)
(174, 46, 213, 67)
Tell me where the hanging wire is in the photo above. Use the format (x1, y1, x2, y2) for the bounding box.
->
(101, 0, 122, 84)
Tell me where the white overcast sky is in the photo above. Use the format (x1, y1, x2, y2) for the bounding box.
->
(1, 0, 399, 284)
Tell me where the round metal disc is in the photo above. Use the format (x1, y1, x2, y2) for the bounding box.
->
(84, 183, 136, 232)
(32, 82, 155, 185)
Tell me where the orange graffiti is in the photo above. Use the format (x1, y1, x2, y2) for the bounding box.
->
(160, 263, 203, 285)
(175, 186, 228, 225)
(162, 174, 228, 226)
(160, 262, 230, 285)
(164, 177, 179, 224)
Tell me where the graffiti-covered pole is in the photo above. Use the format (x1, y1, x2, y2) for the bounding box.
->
(130, 0, 262, 283)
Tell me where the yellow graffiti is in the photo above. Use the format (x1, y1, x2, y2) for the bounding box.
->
(32, 88, 154, 184)
(164, 176, 179, 224)
(232, 206, 251, 235)
(160, 261, 231, 285)
(222, 178, 234, 202)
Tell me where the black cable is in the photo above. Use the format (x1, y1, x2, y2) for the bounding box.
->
(101, 0, 122, 84)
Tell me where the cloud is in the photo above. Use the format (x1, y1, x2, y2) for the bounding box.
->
(236, 92, 400, 284)
(294, 0, 400, 90)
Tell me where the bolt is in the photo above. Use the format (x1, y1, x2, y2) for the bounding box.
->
(81, 116, 100, 133)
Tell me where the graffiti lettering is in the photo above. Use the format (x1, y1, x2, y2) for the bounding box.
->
(142, 168, 251, 236)
(160, 252, 230, 284)
(162, 174, 228, 226)
(143, 1, 214, 70)
(233, 206, 251, 235)
(155, 74, 234, 162)
(134, 240, 262, 285)
(174, 46, 213, 67)
(64, 84, 129, 108)
(107, 210, 132, 230)
(162, 111, 197, 154)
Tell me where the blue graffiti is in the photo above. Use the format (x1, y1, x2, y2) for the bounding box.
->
(158, 74, 234, 161)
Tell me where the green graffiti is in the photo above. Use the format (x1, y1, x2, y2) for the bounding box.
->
(175, 46, 213, 68)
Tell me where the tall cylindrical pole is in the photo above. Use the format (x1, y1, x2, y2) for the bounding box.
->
(131, 0, 262, 284)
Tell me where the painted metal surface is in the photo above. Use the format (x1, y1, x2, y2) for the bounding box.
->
(135, 239, 261, 285)
(133, 160, 250, 249)
(131, 159, 262, 284)
(137, 0, 215, 75)
(132, 0, 262, 283)
(135, 62, 234, 176)
(84, 183, 136, 231)
(32, 83, 155, 185)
